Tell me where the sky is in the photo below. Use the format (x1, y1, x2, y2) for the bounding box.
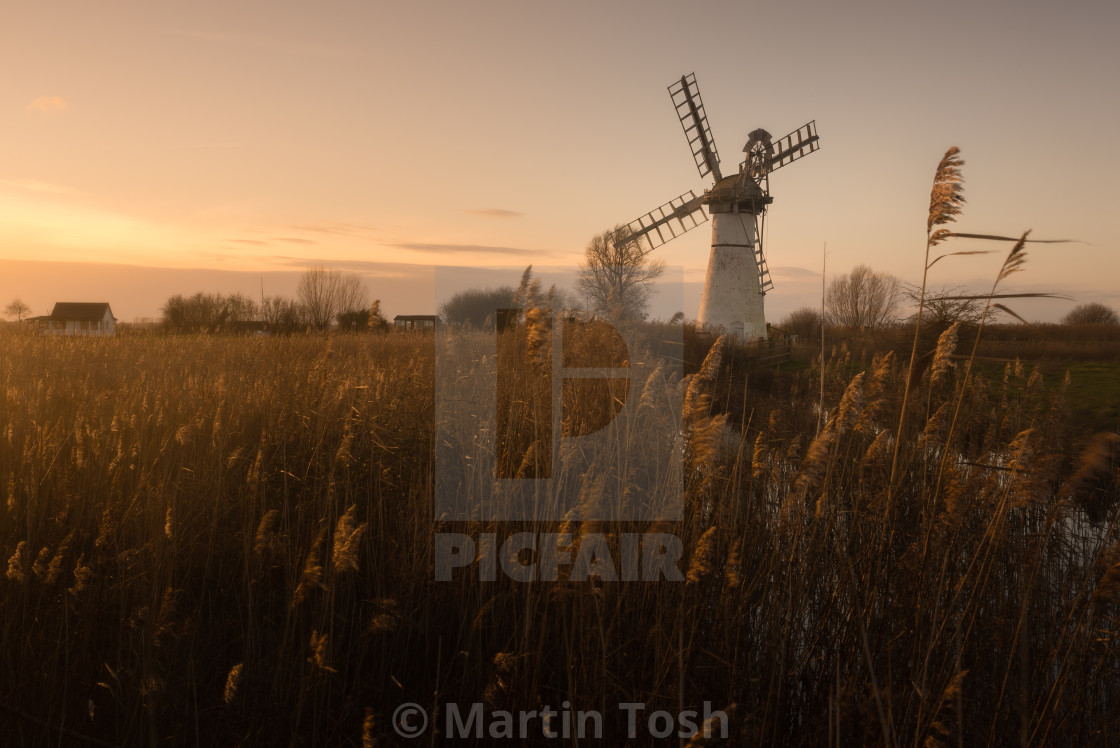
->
(1, 0, 1117, 323)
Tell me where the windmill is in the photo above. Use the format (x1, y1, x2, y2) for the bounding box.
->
(611, 73, 819, 339)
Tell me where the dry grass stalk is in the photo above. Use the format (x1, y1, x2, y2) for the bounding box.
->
(687, 526, 718, 584)
(855, 352, 895, 434)
(332, 504, 366, 574)
(684, 336, 724, 424)
(253, 509, 280, 558)
(638, 362, 664, 411)
(45, 531, 73, 586)
(223, 663, 243, 705)
(927, 147, 966, 246)
(291, 531, 325, 608)
(308, 630, 336, 673)
(918, 403, 951, 451)
(5, 540, 26, 582)
(862, 429, 892, 468)
(31, 545, 50, 580)
(724, 542, 742, 589)
(930, 322, 960, 387)
(891, 147, 966, 491)
(68, 554, 92, 596)
(362, 707, 377, 748)
(751, 433, 768, 478)
(835, 371, 865, 432)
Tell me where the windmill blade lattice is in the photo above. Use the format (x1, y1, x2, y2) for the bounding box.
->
(669, 74, 722, 181)
(611, 190, 708, 252)
(743, 121, 819, 180)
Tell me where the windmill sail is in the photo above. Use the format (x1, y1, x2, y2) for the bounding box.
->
(760, 121, 819, 175)
(611, 190, 708, 252)
(669, 74, 722, 181)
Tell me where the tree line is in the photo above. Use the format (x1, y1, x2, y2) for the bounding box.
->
(777, 263, 1119, 340)
(439, 227, 665, 328)
(159, 267, 387, 334)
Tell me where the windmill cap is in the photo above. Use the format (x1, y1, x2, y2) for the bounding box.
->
(744, 128, 773, 152)
(705, 174, 772, 213)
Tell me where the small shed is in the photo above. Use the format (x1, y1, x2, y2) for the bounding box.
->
(37, 302, 118, 337)
(393, 314, 437, 331)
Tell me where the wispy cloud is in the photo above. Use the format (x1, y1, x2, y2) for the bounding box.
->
(771, 266, 822, 279)
(0, 178, 79, 195)
(462, 208, 524, 218)
(25, 96, 68, 115)
(395, 242, 543, 257)
(267, 255, 432, 278)
(194, 251, 237, 262)
(175, 30, 359, 59)
(228, 236, 317, 247)
(288, 222, 375, 237)
(182, 142, 244, 149)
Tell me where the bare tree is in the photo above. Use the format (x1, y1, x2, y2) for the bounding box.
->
(297, 267, 339, 330)
(336, 273, 370, 319)
(262, 296, 307, 334)
(4, 298, 30, 322)
(1063, 302, 1119, 325)
(161, 292, 225, 332)
(224, 293, 259, 323)
(297, 267, 370, 329)
(160, 292, 260, 333)
(826, 264, 902, 329)
(903, 285, 987, 331)
(576, 227, 665, 321)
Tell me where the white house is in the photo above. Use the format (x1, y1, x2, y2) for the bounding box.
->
(34, 302, 118, 337)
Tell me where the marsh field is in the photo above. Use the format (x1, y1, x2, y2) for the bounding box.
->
(2, 314, 1120, 747)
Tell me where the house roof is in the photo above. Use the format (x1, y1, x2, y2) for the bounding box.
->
(49, 302, 116, 321)
(394, 315, 437, 321)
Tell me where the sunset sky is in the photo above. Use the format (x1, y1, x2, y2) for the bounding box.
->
(1, 0, 1117, 323)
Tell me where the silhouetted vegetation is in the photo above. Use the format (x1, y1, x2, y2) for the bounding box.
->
(777, 305, 823, 340)
(1063, 302, 1119, 326)
(297, 266, 370, 330)
(160, 291, 261, 333)
(826, 263, 902, 329)
(4, 297, 30, 322)
(577, 227, 664, 321)
(439, 285, 515, 328)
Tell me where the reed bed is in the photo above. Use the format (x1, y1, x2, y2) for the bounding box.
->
(0, 319, 1117, 745)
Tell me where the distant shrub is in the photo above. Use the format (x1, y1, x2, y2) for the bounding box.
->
(777, 306, 823, 340)
(439, 286, 515, 329)
(1063, 302, 1119, 325)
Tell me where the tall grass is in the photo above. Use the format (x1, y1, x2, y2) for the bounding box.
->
(1, 319, 1118, 744)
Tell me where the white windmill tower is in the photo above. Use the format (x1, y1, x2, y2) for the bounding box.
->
(611, 73, 820, 339)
